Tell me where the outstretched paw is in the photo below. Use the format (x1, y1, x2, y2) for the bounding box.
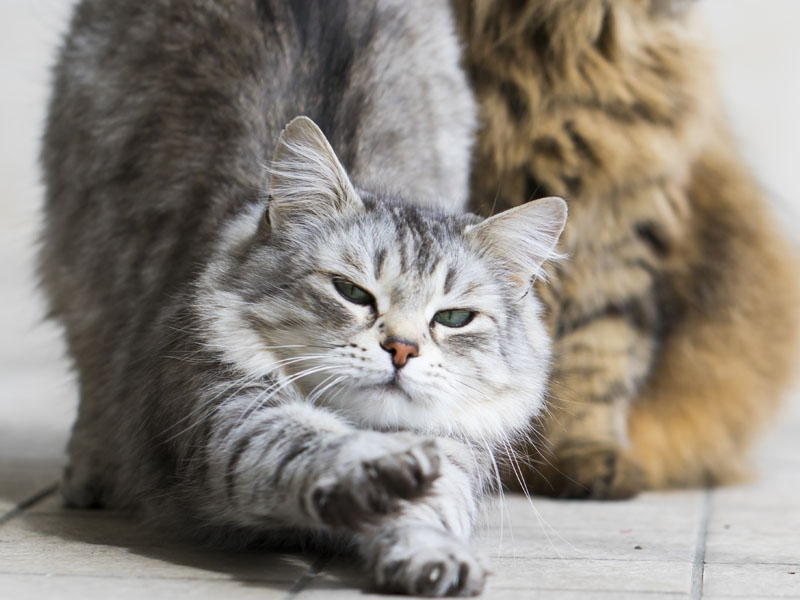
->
(374, 527, 488, 597)
(308, 439, 441, 529)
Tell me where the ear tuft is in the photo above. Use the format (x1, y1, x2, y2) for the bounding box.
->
(267, 116, 362, 229)
(467, 197, 568, 290)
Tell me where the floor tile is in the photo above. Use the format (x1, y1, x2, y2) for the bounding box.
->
(482, 557, 692, 594)
(0, 460, 61, 515)
(477, 593, 683, 600)
(484, 490, 703, 535)
(478, 524, 695, 563)
(704, 597, 800, 600)
(0, 573, 292, 600)
(0, 508, 167, 549)
(705, 525, 800, 565)
(706, 492, 800, 536)
(702, 563, 800, 598)
(0, 514, 311, 584)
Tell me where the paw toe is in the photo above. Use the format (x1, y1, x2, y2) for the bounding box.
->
(375, 531, 487, 597)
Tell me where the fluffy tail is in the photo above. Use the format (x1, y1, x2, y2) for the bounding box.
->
(629, 148, 800, 488)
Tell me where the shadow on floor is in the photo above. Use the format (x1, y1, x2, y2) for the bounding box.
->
(0, 457, 353, 595)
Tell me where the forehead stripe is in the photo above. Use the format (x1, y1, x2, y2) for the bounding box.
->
(443, 266, 457, 295)
(374, 247, 387, 279)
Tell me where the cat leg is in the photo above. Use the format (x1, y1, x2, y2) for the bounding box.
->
(160, 392, 490, 595)
(170, 398, 446, 535)
(63, 405, 115, 508)
(62, 378, 123, 509)
(530, 315, 655, 499)
(520, 192, 671, 500)
(356, 440, 489, 597)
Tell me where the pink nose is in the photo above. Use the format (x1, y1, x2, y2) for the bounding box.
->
(380, 338, 419, 368)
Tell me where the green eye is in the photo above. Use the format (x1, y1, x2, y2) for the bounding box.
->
(333, 278, 374, 306)
(433, 309, 476, 328)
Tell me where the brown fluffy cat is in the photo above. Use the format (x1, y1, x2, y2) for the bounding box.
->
(453, 0, 800, 498)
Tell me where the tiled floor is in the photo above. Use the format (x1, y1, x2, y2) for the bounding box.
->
(2, 387, 799, 599)
(2, 1, 800, 599)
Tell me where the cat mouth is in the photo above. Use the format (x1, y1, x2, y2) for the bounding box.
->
(379, 375, 414, 401)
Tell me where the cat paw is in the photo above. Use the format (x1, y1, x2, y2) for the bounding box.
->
(308, 439, 441, 529)
(555, 445, 644, 500)
(374, 527, 488, 597)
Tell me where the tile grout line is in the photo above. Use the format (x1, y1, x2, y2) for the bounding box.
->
(0, 482, 59, 527)
(282, 555, 329, 598)
(689, 488, 712, 600)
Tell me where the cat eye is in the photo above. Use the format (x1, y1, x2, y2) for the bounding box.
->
(432, 309, 476, 328)
(333, 278, 375, 306)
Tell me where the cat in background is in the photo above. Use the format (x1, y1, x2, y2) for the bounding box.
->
(39, 0, 567, 595)
(453, 0, 800, 498)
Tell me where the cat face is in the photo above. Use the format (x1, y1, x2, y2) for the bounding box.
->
(199, 117, 566, 444)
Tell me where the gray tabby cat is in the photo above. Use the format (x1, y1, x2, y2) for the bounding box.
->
(39, 0, 567, 595)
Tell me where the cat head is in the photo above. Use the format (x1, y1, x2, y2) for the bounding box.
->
(199, 117, 566, 445)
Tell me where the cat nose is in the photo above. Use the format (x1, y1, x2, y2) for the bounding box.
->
(380, 337, 419, 369)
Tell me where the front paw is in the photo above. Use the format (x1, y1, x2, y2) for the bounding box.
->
(374, 527, 488, 597)
(555, 444, 644, 500)
(308, 439, 441, 529)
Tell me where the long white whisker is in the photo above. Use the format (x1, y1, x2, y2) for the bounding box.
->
(307, 375, 346, 406)
(233, 365, 340, 431)
(159, 372, 263, 442)
(161, 351, 336, 443)
(475, 431, 514, 557)
(325, 378, 351, 407)
(499, 436, 577, 558)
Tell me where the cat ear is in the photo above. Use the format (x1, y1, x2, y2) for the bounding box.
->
(466, 197, 567, 290)
(267, 116, 362, 229)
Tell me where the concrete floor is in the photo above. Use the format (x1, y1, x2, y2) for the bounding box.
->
(2, 1, 799, 599)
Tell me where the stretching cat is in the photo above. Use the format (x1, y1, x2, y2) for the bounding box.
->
(39, 0, 567, 595)
(453, 0, 800, 498)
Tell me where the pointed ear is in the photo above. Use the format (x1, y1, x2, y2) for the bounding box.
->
(267, 116, 362, 229)
(466, 197, 567, 289)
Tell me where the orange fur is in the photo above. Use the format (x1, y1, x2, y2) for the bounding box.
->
(629, 139, 800, 488)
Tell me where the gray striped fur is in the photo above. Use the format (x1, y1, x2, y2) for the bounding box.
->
(39, 0, 565, 595)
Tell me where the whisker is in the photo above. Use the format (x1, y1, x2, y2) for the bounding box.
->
(499, 436, 577, 559)
(231, 364, 340, 433)
(475, 431, 514, 555)
(159, 372, 264, 443)
(307, 375, 347, 406)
